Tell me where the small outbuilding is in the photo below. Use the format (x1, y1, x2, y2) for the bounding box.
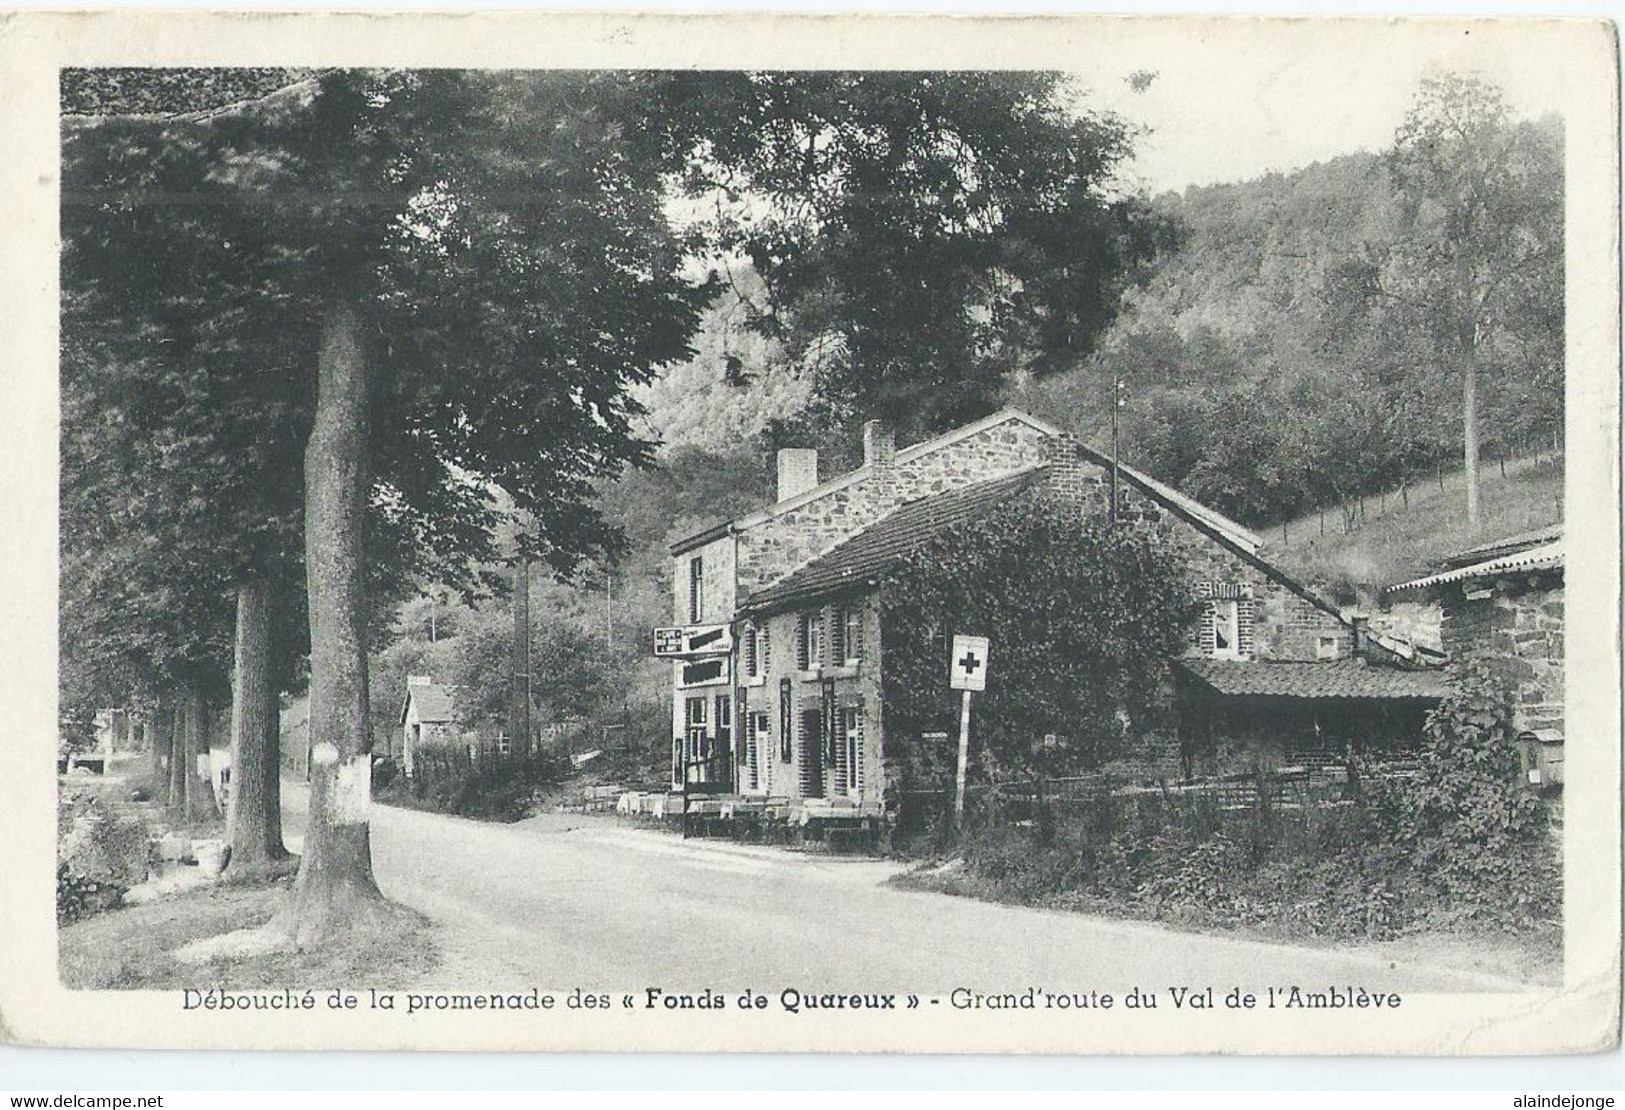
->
(399, 675, 467, 778)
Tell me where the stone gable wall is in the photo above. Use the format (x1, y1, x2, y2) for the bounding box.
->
(671, 534, 736, 625)
(732, 420, 1051, 600)
(1440, 577, 1564, 735)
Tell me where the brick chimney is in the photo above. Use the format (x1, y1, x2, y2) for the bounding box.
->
(776, 448, 819, 502)
(862, 419, 897, 468)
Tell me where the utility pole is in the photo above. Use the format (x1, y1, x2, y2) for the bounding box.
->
(510, 512, 532, 760)
(605, 573, 613, 653)
(1110, 375, 1125, 524)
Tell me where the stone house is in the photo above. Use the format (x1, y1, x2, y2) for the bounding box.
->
(399, 675, 487, 777)
(665, 409, 1448, 811)
(1385, 525, 1564, 783)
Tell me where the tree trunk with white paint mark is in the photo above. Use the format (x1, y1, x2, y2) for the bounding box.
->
(224, 577, 291, 879)
(271, 298, 388, 942)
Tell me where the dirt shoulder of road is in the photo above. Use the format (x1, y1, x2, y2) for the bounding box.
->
(894, 864, 1559, 989)
(59, 878, 440, 990)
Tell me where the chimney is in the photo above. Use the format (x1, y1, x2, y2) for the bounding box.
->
(1350, 615, 1368, 658)
(777, 448, 819, 502)
(862, 419, 896, 468)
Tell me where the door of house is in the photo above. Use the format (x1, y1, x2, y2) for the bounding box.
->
(711, 692, 734, 792)
(798, 707, 825, 798)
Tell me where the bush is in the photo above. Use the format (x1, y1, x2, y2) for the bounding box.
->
(56, 796, 152, 923)
(936, 666, 1559, 942)
(378, 746, 570, 822)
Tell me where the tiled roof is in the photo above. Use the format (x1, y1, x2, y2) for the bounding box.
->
(740, 466, 1052, 614)
(1177, 658, 1451, 701)
(1386, 540, 1564, 596)
(403, 682, 459, 724)
(1441, 524, 1563, 569)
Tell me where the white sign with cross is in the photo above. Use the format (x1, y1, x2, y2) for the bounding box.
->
(949, 634, 990, 692)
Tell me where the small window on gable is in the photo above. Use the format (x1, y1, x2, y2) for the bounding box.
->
(1317, 634, 1340, 661)
(1212, 599, 1241, 658)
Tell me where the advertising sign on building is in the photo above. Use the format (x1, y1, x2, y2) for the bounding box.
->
(654, 624, 734, 658)
(678, 656, 730, 689)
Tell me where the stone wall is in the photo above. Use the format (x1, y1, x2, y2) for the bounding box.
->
(1440, 576, 1564, 734)
(733, 419, 1051, 599)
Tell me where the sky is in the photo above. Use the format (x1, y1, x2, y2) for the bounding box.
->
(1055, 20, 1577, 195)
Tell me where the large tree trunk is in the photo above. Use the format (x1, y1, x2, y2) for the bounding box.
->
(166, 697, 186, 811)
(182, 682, 213, 823)
(273, 298, 388, 942)
(149, 695, 169, 793)
(225, 577, 291, 879)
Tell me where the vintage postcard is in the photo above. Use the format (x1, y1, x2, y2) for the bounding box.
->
(0, 11, 1618, 1055)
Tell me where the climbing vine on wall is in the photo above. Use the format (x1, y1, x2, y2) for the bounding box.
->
(877, 494, 1200, 790)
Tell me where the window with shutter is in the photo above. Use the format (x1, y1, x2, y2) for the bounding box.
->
(830, 704, 865, 799)
(745, 711, 768, 791)
(796, 611, 823, 671)
(843, 606, 863, 664)
(688, 556, 704, 622)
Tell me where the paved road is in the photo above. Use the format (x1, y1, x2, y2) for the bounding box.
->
(281, 780, 1527, 994)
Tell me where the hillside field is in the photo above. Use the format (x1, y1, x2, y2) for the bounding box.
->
(1257, 454, 1563, 597)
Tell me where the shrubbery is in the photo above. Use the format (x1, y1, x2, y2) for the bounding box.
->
(925, 664, 1559, 942)
(377, 747, 570, 822)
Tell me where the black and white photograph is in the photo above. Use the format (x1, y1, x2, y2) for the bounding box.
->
(0, 10, 1618, 1061)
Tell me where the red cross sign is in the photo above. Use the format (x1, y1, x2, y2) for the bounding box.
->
(949, 634, 990, 692)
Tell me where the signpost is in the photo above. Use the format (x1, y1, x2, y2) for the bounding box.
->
(948, 634, 989, 827)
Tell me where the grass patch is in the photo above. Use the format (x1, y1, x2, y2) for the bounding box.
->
(59, 878, 439, 990)
(1259, 456, 1561, 592)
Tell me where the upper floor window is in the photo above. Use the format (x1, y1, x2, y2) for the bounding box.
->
(796, 610, 824, 671)
(689, 556, 704, 622)
(832, 604, 864, 665)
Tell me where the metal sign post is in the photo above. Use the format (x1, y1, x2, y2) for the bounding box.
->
(948, 635, 989, 828)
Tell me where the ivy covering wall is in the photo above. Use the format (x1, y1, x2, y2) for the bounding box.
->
(877, 495, 1200, 792)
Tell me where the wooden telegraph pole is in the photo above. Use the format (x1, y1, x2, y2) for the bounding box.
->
(949, 634, 990, 829)
(510, 512, 532, 759)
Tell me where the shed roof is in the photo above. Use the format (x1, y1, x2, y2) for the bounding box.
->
(1385, 540, 1565, 596)
(1441, 524, 1563, 569)
(401, 682, 459, 726)
(1176, 658, 1451, 701)
(740, 466, 1051, 615)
